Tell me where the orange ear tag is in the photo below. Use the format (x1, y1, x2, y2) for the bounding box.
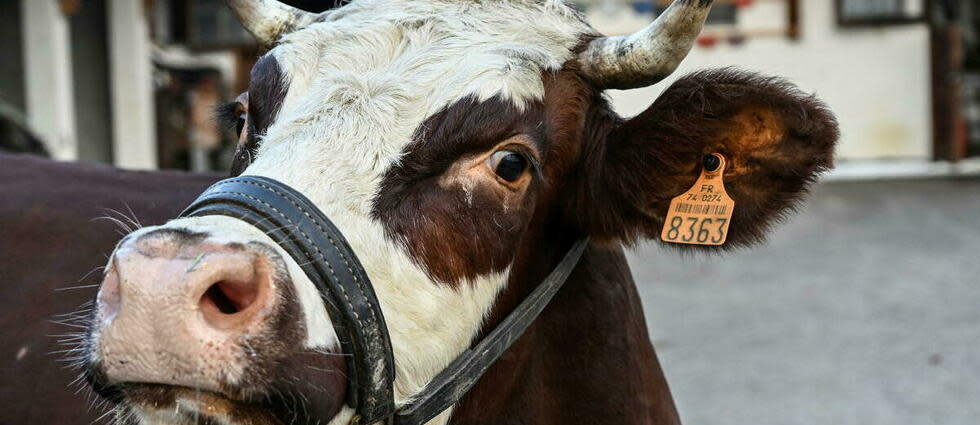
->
(660, 153, 735, 246)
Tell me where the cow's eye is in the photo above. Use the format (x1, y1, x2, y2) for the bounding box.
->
(216, 97, 248, 140)
(235, 110, 247, 139)
(489, 150, 528, 182)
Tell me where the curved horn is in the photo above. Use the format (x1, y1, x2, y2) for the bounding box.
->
(578, 0, 714, 90)
(226, 0, 318, 46)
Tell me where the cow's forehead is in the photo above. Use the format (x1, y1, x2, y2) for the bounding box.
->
(244, 0, 595, 216)
(269, 0, 593, 115)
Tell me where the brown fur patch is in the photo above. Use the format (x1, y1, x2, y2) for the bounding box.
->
(371, 96, 548, 284)
(450, 245, 681, 425)
(371, 69, 602, 285)
(723, 109, 785, 153)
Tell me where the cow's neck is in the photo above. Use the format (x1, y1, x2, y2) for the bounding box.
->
(448, 240, 680, 425)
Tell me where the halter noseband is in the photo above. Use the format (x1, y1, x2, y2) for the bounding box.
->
(180, 176, 587, 425)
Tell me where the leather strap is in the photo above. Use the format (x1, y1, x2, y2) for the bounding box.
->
(179, 176, 588, 425)
(393, 238, 588, 425)
(180, 176, 396, 424)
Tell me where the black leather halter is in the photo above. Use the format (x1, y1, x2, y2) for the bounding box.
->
(180, 176, 588, 425)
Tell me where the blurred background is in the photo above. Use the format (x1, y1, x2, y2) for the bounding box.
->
(0, 0, 977, 424)
(2, 0, 980, 172)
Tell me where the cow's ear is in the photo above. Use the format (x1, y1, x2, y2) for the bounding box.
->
(572, 68, 839, 248)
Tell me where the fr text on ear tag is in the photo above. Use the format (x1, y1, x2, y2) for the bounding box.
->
(660, 153, 735, 246)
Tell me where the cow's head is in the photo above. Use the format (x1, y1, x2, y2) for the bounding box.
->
(81, 0, 837, 424)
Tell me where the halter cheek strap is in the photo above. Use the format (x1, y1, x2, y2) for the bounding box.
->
(180, 176, 588, 425)
(180, 177, 395, 422)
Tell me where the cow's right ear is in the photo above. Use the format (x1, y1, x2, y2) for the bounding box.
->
(569, 68, 839, 249)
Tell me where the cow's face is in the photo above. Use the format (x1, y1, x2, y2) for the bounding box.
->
(81, 1, 837, 424)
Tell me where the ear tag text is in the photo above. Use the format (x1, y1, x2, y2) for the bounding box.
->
(660, 153, 735, 246)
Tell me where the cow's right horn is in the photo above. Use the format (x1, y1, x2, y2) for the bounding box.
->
(226, 0, 318, 46)
(578, 0, 714, 90)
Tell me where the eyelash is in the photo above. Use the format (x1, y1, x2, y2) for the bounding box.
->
(214, 102, 244, 131)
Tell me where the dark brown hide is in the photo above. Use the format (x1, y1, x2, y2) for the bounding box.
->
(570, 68, 839, 248)
(452, 244, 680, 425)
(373, 96, 548, 284)
(0, 154, 220, 425)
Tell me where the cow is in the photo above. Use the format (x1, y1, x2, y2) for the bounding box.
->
(77, 0, 838, 424)
(0, 153, 220, 425)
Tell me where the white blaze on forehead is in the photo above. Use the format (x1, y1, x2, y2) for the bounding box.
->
(253, 0, 594, 195)
(276, 0, 593, 113)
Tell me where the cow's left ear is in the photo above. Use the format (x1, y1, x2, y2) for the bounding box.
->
(572, 68, 839, 248)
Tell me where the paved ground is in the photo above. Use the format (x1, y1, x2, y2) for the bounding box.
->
(626, 177, 980, 425)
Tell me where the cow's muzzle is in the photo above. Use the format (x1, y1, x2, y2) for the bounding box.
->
(89, 228, 283, 395)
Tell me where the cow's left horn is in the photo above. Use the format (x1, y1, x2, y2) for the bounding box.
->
(578, 0, 714, 90)
(226, 0, 318, 46)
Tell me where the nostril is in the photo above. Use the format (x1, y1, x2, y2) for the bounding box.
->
(200, 278, 260, 318)
(197, 257, 271, 330)
(203, 282, 249, 315)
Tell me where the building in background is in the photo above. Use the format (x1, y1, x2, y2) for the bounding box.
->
(0, 0, 333, 171)
(1, 0, 978, 175)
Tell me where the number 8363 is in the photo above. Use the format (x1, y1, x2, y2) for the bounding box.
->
(663, 216, 728, 244)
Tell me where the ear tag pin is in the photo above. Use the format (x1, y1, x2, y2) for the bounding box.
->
(660, 153, 735, 246)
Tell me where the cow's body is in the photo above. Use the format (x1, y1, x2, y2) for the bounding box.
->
(71, 1, 838, 424)
(0, 154, 219, 425)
